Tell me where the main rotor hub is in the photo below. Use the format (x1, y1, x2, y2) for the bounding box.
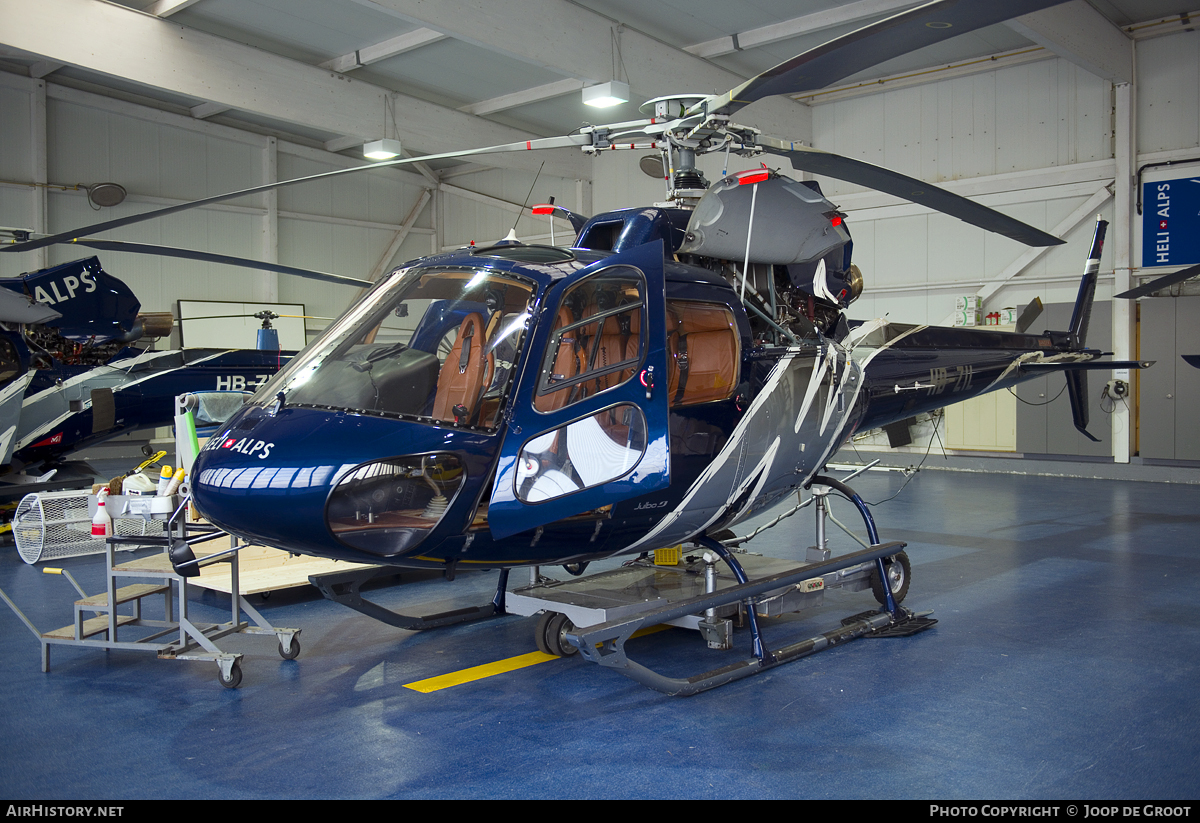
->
(639, 94, 709, 120)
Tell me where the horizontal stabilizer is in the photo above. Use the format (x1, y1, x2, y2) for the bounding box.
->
(1019, 360, 1153, 372)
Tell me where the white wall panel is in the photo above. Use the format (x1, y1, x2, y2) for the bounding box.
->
(0, 78, 38, 277)
(814, 58, 1110, 197)
(0, 83, 32, 181)
(1138, 31, 1200, 154)
(439, 166, 581, 247)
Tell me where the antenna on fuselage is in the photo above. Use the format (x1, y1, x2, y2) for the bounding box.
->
(507, 161, 545, 242)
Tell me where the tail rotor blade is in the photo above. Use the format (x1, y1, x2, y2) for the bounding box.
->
(1015, 297, 1044, 333)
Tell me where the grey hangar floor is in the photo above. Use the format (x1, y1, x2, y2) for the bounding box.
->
(1, 459, 1197, 800)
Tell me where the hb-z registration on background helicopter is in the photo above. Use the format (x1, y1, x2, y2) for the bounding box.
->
(0, 0, 1150, 693)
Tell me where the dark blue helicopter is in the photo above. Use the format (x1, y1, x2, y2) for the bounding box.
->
(1, 0, 1146, 691)
(185, 194, 1128, 570)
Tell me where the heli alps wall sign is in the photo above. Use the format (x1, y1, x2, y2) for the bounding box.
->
(1143, 176, 1200, 268)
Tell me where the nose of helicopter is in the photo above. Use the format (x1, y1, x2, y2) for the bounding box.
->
(191, 405, 473, 562)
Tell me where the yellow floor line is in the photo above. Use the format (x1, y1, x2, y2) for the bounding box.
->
(404, 651, 558, 692)
(403, 625, 673, 694)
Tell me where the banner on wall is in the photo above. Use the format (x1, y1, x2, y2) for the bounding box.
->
(1142, 176, 1200, 267)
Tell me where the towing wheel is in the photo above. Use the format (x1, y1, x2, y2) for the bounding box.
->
(535, 612, 579, 657)
(870, 551, 910, 606)
(278, 635, 300, 660)
(218, 661, 242, 689)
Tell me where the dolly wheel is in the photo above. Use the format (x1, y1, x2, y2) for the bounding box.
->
(279, 635, 300, 660)
(535, 612, 579, 657)
(219, 661, 243, 689)
(870, 551, 911, 606)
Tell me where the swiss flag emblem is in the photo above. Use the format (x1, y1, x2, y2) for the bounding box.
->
(222, 438, 237, 448)
(1160, 220, 1168, 230)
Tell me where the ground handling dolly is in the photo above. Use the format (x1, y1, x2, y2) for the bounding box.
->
(505, 473, 936, 696)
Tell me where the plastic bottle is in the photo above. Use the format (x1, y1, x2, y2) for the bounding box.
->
(164, 466, 186, 497)
(91, 488, 112, 539)
(157, 465, 174, 496)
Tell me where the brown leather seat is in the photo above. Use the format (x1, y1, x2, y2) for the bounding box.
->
(534, 306, 585, 412)
(433, 312, 493, 424)
(667, 301, 737, 407)
(584, 306, 639, 395)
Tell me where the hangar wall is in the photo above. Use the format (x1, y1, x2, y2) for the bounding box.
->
(0, 72, 577, 346)
(819, 55, 1116, 326)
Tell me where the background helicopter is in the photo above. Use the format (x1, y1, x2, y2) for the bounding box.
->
(0, 1, 1153, 677)
(0, 248, 367, 492)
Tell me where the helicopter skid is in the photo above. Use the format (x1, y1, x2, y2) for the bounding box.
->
(308, 565, 509, 631)
(551, 540, 932, 696)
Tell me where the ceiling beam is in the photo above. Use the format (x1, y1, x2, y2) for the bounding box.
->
(144, 0, 204, 17)
(28, 61, 62, 79)
(684, 0, 923, 59)
(1005, 0, 1133, 85)
(459, 78, 583, 117)
(0, 0, 590, 180)
(190, 100, 229, 119)
(318, 28, 445, 73)
(355, 0, 814, 142)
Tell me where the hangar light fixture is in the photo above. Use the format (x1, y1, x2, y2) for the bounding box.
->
(363, 138, 402, 160)
(582, 80, 629, 108)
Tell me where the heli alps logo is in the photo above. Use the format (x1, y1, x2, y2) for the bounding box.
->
(218, 436, 274, 460)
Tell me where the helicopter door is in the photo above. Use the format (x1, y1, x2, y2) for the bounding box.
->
(488, 241, 670, 540)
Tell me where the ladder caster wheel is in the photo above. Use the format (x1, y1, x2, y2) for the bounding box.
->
(219, 661, 242, 689)
(279, 636, 300, 660)
(870, 551, 910, 606)
(535, 612, 578, 658)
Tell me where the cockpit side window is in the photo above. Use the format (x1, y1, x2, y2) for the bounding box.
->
(261, 268, 534, 430)
(533, 267, 645, 414)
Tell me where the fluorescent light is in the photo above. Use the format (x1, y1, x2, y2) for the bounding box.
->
(363, 138, 402, 160)
(582, 81, 629, 108)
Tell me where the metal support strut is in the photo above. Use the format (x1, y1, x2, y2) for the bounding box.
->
(564, 474, 935, 696)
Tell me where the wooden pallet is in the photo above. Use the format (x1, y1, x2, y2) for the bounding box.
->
(188, 545, 373, 596)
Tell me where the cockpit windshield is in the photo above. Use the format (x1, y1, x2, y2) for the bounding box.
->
(253, 267, 536, 430)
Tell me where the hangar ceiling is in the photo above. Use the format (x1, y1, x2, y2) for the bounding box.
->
(0, 0, 1197, 181)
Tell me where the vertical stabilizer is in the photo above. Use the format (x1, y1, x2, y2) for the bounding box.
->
(1069, 218, 1107, 349)
(1065, 217, 1107, 441)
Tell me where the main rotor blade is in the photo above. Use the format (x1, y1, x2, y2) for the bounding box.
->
(58, 238, 371, 287)
(0, 135, 589, 256)
(1114, 263, 1200, 299)
(694, 0, 1069, 119)
(758, 138, 1063, 246)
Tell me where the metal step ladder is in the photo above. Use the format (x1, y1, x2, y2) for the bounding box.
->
(1, 495, 301, 689)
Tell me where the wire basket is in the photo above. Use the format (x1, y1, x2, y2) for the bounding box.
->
(13, 490, 166, 565)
